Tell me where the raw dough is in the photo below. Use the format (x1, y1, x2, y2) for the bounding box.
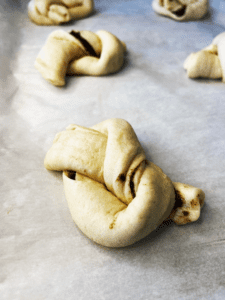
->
(169, 182, 205, 225)
(44, 119, 205, 247)
(184, 32, 225, 82)
(35, 30, 126, 86)
(152, 0, 208, 21)
(28, 0, 94, 25)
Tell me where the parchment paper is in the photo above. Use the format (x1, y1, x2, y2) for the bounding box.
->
(1, 0, 225, 299)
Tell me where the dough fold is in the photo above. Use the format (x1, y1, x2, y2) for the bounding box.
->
(184, 32, 225, 82)
(35, 30, 126, 86)
(152, 0, 208, 21)
(28, 0, 94, 25)
(44, 119, 205, 247)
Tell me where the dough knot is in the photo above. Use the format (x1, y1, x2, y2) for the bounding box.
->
(28, 0, 94, 25)
(35, 30, 126, 86)
(44, 119, 205, 247)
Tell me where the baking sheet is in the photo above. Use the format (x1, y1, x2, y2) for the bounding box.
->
(1, 0, 225, 299)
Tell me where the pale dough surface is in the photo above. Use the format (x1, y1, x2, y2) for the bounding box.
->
(2, 0, 223, 297)
(35, 30, 126, 86)
(45, 119, 204, 247)
(184, 32, 225, 82)
(28, 0, 94, 25)
(45, 119, 175, 247)
(152, 0, 208, 21)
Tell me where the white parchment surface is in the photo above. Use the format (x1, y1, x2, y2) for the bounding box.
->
(1, 0, 225, 299)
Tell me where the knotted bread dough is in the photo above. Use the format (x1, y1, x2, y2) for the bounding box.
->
(35, 30, 126, 86)
(152, 0, 208, 21)
(44, 119, 205, 247)
(184, 32, 225, 82)
(28, 0, 94, 25)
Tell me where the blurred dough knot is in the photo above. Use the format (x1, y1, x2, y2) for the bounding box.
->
(35, 30, 126, 86)
(28, 0, 94, 25)
(152, 0, 208, 21)
(44, 119, 205, 247)
(184, 32, 225, 82)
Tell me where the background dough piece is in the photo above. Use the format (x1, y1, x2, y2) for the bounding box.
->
(28, 0, 94, 25)
(152, 0, 208, 21)
(35, 30, 126, 86)
(45, 119, 205, 247)
(184, 32, 225, 81)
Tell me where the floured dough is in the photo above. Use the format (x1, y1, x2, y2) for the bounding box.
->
(28, 0, 94, 25)
(44, 119, 205, 247)
(152, 0, 208, 21)
(184, 32, 225, 82)
(35, 30, 126, 86)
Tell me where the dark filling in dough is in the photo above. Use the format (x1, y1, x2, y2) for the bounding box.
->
(173, 189, 184, 210)
(117, 174, 126, 182)
(183, 211, 189, 216)
(129, 160, 147, 199)
(129, 168, 138, 199)
(130, 177, 135, 199)
(69, 30, 98, 57)
(173, 5, 186, 17)
(66, 171, 76, 180)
